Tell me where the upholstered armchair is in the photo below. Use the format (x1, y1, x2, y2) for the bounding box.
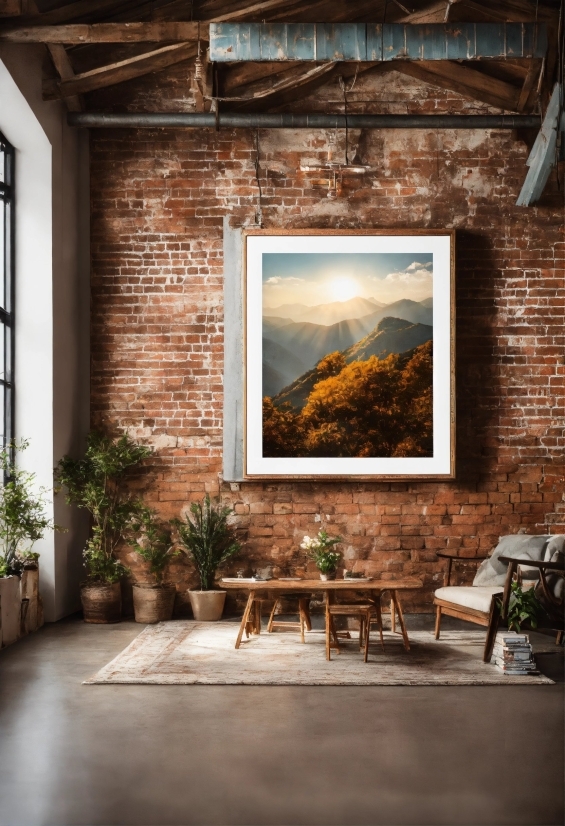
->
(433, 534, 565, 662)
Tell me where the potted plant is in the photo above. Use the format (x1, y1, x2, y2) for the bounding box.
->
(505, 581, 547, 632)
(55, 431, 151, 623)
(127, 506, 178, 623)
(174, 495, 241, 621)
(301, 529, 342, 580)
(0, 441, 55, 647)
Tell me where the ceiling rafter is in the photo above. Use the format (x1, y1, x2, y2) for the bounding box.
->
(393, 60, 522, 110)
(43, 41, 197, 99)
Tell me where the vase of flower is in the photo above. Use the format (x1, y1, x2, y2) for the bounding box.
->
(300, 530, 342, 581)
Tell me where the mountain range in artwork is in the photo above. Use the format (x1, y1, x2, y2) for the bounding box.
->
(263, 296, 433, 398)
(260, 250, 435, 460)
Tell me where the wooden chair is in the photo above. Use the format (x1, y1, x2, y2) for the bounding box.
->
(267, 594, 312, 643)
(325, 597, 385, 662)
(433, 552, 503, 662)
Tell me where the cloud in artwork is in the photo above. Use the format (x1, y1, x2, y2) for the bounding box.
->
(265, 276, 305, 286)
(385, 261, 433, 285)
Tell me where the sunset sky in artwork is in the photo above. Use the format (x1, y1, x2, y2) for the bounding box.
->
(262, 252, 433, 307)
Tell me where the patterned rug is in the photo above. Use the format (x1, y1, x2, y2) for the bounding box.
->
(84, 621, 554, 685)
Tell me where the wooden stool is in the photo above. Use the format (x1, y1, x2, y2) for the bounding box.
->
(325, 599, 385, 662)
(267, 594, 312, 643)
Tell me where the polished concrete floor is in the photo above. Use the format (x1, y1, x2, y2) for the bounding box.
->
(0, 616, 563, 826)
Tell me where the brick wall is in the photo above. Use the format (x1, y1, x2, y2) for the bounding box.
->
(90, 67, 564, 612)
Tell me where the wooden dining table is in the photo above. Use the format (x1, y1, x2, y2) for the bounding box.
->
(220, 577, 423, 651)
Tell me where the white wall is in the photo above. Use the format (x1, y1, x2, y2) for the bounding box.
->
(0, 44, 90, 621)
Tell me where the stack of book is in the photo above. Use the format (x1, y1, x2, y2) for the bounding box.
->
(492, 631, 539, 675)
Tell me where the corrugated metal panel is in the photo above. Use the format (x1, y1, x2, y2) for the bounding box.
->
(209, 23, 548, 62)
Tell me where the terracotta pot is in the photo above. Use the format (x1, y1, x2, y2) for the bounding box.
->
(132, 585, 175, 623)
(319, 572, 336, 581)
(189, 590, 226, 621)
(81, 582, 121, 623)
(0, 576, 22, 647)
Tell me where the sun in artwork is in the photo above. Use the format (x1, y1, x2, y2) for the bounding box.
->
(329, 276, 360, 302)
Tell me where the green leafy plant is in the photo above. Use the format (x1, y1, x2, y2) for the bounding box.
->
(55, 431, 151, 584)
(300, 529, 342, 574)
(505, 581, 547, 632)
(127, 506, 178, 586)
(0, 440, 56, 577)
(173, 495, 241, 590)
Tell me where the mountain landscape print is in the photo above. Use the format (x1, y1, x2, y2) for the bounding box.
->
(261, 251, 434, 459)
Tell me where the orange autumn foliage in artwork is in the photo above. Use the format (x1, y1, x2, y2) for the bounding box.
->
(263, 341, 433, 459)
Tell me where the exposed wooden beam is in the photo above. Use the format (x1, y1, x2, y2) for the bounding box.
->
(42, 42, 197, 99)
(516, 60, 541, 112)
(208, 0, 303, 23)
(221, 62, 291, 95)
(7, 0, 131, 26)
(0, 0, 22, 17)
(457, 0, 558, 24)
(401, 2, 459, 23)
(46, 43, 84, 112)
(0, 22, 204, 43)
(393, 60, 521, 111)
(235, 63, 340, 110)
(225, 62, 336, 102)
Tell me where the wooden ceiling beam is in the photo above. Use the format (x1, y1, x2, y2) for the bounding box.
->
(0, 0, 22, 17)
(46, 43, 84, 111)
(516, 60, 541, 111)
(6, 0, 130, 26)
(0, 22, 204, 43)
(42, 41, 197, 99)
(393, 60, 521, 110)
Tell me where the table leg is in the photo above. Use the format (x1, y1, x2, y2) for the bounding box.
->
(299, 597, 312, 631)
(391, 598, 396, 633)
(390, 591, 410, 651)
(267, 598, 278, 633)
(235, 592, 254, 649)
(253, 599, 262, 635)
(373, 594, 385, 652)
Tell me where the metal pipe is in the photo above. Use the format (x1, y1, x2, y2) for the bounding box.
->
(68, 112, 540, 129)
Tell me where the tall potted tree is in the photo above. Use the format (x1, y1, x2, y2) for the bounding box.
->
(0, 441, 54, 647)
(55, 431, 150, 623)
(127, 506, 178, 623)
(174, 495, 241, 621)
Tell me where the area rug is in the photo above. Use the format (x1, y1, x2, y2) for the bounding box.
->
(84, 621, 554, 685)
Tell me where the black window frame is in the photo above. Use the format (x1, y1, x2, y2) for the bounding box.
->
(0, 131, 15, 455)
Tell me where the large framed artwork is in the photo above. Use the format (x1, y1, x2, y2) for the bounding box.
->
(243, 229, 455, 479)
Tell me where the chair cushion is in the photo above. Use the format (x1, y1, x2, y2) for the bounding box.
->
(434, 586, 503, 613)
(472, 535, 553, 586)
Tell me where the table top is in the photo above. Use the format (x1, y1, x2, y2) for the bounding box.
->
(219, 577, 423, 591)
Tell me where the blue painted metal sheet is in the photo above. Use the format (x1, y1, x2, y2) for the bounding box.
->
(366, 25, 383, 61)
(315, 23, 366, 61)
(209, 23, 548, 62)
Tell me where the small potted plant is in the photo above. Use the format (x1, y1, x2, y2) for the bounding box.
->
(127, 506, 178, 623)
(174, 495, 241, 621)
(0, 441, 55, 646)
(55, 431, 151, 623)
(301, 529, 342, 580)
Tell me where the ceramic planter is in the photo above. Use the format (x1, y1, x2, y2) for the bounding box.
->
(189, 590, 226, 621)
(319, 572, 336, 581)
(0, 575, 22, 647)
(81, 582, 122, 623)
(132, 585, 175, 623)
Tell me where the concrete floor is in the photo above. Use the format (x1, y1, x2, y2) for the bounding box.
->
(0, 616, 563, 826)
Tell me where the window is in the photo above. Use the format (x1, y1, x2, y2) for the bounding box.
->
(0, 132, 14, 449)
